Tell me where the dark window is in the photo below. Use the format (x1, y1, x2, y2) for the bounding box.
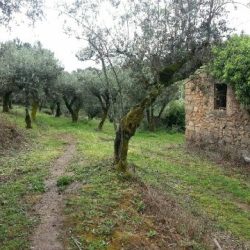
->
(214, 84, 227, 110)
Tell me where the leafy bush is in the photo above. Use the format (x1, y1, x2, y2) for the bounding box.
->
(210, 35, 250, 106)
(164, 100, 185, 131)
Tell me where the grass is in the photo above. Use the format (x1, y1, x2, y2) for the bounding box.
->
(0, 108, 249, 249)
(0, 111, 65, 249)
(57, 176, 74, 192)
(130, 139, 250, 240)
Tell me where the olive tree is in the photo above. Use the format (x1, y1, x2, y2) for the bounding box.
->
(0, 41, 19, 112)
(111, 0, 230, 171)
(28, 43, 63, 121)
(76, 68, 118, 130)
(58, 72, 84, 123)
(62, 0, 231, 172)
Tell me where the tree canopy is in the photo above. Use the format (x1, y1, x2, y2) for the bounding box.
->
(0, 0, 44, 25)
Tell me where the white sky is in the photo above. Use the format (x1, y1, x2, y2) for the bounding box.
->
(0, 0, 250, 72)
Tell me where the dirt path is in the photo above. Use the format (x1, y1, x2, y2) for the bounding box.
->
(30, 137, 76, 250)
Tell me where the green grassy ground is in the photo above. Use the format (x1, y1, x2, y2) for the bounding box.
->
(0, 109, 249, 249)
(0, 112, 65, 249)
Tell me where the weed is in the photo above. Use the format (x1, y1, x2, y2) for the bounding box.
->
(147, 229, 157, 238)
(87, 240, 107, 250)
(57, 176, 74, 191)
(96, 219, 116, 236)
(132, 198, 146, 213)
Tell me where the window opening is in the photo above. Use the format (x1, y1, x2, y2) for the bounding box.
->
(214, 84, 227, 110)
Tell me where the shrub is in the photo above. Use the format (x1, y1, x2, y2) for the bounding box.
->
(163, 100, 185, 131)
(210, 34, 250, 106)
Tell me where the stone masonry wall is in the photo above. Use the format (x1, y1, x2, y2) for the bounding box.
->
(185, 68, 250, 160)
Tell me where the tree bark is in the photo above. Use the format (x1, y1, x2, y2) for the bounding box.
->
(50, 103, 55, 115)
(114, 86, 161, 172)
(63, 96, 79, 123)
(158, 101, 168, 119)
(31, 101, 39, 121)
(2, 91, 12, 113)
(25, 108, 32, 129)
(114, 127, 130, 172)
(146, 106, 156, 132)
(8, 99, 13, 110)
(55, 102, 62, 117)
(71, 110, 79, 123)
(39, 100, 44, 111)
(98, 109, 108, 130)
(100, 58, 117, 131)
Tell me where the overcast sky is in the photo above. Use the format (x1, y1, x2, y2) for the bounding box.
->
(0, 0, 250, 72)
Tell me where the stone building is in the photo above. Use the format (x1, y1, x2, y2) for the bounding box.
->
(185, 67, 250, 162)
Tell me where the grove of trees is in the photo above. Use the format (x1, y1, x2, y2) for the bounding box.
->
(1, 0, 246, 172)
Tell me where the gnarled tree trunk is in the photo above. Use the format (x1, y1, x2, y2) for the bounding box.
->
(146, 106, 156, 132)
(50, 103, 55, 115)
(55, 102, 62, 117)
(114, 87, 160, 172)
(158, 101, 168, 119)
(25, 108, 32, 129)
(39, 101, 43, 111)
(63, 96, 79, 123)
(8, 99, 13, 110)
(31, 101, 39, 121)
(72, 109, 79, 123)
(2, 91, 12, 113)
(113, 59, 188, 172)
(98, 108, 108, 130)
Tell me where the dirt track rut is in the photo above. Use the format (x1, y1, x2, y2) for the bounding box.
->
(30, 137, 76, 250)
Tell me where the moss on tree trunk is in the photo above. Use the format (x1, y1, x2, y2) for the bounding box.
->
(114, 87, 160, 172)
(31, 101, 39, 121)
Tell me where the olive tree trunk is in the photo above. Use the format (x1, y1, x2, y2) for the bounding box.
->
(114, 87, 161, 172)
(25, 108, 32, 129)
(98, 108, 108, 131)
(72, 109, 79, 123)
(39, 100, 44, 111)
(63, 96, 80, 123)
(55, 102, 62, 117)
(2, 91, 12, 113)
(146, 106, 156, 132)
(31, 101, 39, 121)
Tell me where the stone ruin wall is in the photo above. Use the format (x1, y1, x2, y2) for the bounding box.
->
(185, 69, 250, 161)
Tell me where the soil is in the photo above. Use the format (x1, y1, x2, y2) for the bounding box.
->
(0, 115, 24, 154)
(30, 136, 76, 250)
